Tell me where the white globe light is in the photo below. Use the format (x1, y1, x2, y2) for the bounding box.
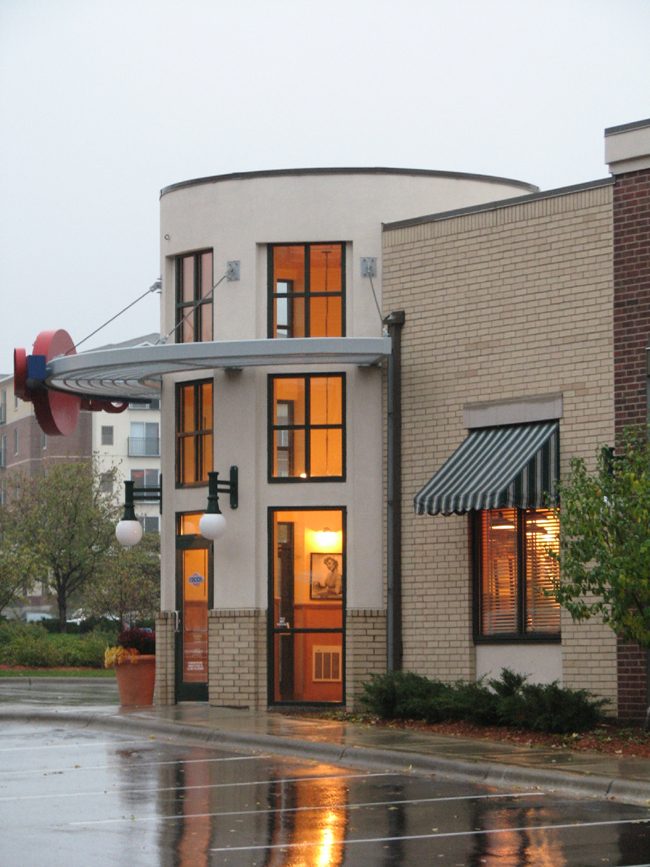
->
(199, 512, 227, 540)
(116, 519, 143, 548)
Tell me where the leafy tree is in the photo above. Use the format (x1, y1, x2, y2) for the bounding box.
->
(550, 430, 650, 725)
(85, 531, 160, 627)
(5, 461, 119, 631)
(0, 502, 41, 614)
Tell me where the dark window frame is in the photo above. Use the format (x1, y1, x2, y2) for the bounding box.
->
(175, 249, 214, 343)
(175, 379, 213, 488)
(268, 372, 346, 483)
(472, 508, 561, 644)
(267, 243, 346, 339)
(267, 505, 347, 708)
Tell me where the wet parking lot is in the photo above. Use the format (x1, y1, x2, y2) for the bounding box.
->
(2, 721, 650, 867)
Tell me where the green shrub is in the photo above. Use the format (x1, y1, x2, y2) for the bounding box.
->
(497, 681, 607, 733)
(359, 668, 606, 733)
(0, 622, 117, 668)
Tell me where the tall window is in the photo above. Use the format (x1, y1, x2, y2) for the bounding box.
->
(176, 250, 213, 343)
(268, 244, 344, 339)
(475, 508, 560, 639)
(101, 425, 114, 446)
(269, 374, 344, 481)
(0, 389, 6, 424)
(0, 434, 5, 468)
(176, 381, 213, 486)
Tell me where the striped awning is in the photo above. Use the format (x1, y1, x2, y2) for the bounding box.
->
(414, 421, 559, 516)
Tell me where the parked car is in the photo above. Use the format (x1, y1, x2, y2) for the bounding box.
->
(20, 611, 52, 623)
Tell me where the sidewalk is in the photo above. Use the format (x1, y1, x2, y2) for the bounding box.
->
(2, 676, 650, 807)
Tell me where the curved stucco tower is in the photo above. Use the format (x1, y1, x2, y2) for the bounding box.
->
(155, 167, 537, 708)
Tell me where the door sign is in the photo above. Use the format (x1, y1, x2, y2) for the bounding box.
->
(188, 572, 205, 587)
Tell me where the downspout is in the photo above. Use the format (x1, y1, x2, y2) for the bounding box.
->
(386, 310, 405, 671)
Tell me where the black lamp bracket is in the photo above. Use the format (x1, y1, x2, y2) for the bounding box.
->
(206, 467, 238, 514)
(123, 476, 163, 516)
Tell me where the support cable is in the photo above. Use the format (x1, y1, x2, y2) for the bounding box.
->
(367, 273, 386, 329)
(67, 278, 162, 354)
(156, 272, 228, 345)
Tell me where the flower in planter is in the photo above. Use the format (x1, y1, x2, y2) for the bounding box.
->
(104, 627, 155, 669)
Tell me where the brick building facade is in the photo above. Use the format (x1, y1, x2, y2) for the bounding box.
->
(608, 121, 650, 719)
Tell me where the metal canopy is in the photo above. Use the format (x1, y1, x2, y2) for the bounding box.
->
(45, 337, 392, 401)
(414, 421, 559, 516)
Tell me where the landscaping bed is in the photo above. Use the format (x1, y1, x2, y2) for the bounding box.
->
(288, 710, 650, 759)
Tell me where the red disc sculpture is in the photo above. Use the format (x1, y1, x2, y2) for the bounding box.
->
(14, 329, 128, 436)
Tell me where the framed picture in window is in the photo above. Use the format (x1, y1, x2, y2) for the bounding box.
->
(310, 553, 343, 600)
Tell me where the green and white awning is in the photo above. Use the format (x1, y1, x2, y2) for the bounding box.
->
(414, 421, 559, 516)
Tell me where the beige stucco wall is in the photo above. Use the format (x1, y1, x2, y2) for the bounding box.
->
(382, 180, 617, 707)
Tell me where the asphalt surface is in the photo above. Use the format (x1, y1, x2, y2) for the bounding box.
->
(2, 677, 650, 866)
(3, 719, 650, 866)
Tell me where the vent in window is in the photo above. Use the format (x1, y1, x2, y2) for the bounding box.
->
(313, 646, 342, 682)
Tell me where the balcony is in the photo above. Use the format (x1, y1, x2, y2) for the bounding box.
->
(128, 437, 160, 457)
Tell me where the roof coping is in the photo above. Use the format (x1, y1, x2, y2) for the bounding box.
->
(382, 177, 613, 232)
(160, 166, 538, 198)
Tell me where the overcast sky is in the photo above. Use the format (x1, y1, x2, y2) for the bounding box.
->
(1, 0, 649, 374)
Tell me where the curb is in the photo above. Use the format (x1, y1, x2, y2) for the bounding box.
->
(3, 707, 650, 807)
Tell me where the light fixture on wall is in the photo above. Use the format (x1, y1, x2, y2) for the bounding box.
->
(115, 480, 145, 548)
(198, 468, 239, 541)
(491, 511, 515, 530)
(316, 526, 339, 549)
(116, 467, 238, 546)
(115, 474, 163, 547)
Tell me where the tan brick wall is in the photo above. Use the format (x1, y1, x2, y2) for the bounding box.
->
(383, 183, 618, 704)
(155, 611, 176, 706)
(208, 609, 267, 709)
(346, 609, 387, 710)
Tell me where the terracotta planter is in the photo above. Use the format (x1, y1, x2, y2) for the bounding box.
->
(114, 655, 156, 707)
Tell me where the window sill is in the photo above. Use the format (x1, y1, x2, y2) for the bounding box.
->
(269, 476, 346, 483)
(474, 633, 561, 645)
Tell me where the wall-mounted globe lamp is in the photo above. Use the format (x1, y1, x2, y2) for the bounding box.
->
(116, 468, 238, 547)
(199, 468, 239, 541)
(115, 480, 146, 547)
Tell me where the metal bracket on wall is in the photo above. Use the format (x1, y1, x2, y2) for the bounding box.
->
(360, 257, 377, 278)
(226, 261, 240, 281)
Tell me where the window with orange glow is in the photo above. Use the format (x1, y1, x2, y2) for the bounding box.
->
(270, 508, 344, 704)
(176, 250, 213, 343)
(476, 508, 560, 638)
(176, 380, 213, 486)
(269, 374, 344, 481)
(269, 244, 344, 338)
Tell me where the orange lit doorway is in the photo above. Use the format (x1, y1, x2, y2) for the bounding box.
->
(269, 508, 345, 706)
(176, 513, 213, 702)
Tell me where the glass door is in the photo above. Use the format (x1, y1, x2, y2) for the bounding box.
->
(269, 509, 345, 705)
(176, 513, 213, 702)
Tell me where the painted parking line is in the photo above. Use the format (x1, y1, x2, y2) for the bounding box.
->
(0, 753, 273, 776)
(70, 790, 545, 826)
(0, 770, 396, 802)
(209, 817, 650, 854)
(0, 738, 153, 753)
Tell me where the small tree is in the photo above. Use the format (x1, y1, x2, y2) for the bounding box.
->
(0, 508, 41, 615)
(551, 430, 650, 725)
(6, 461, 119, 631)
(86, 531, 160, 627)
